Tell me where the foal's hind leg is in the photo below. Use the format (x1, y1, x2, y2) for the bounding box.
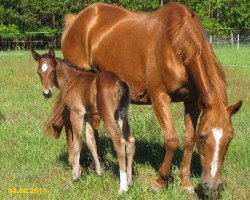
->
(104, 117, 127, 193)
(180, 100, 200, 193)
(118, 117, 135, 187)
(70, 111, 84, 180)
(85, 115, 104, 176)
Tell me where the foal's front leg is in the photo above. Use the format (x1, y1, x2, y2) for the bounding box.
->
(70, 111, 84, 180)
(63, 108, 74, 166)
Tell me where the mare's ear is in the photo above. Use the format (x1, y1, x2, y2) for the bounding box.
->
(227, 101, 242, 116)
(198, 96, 206, 111)
(31, 48, 40, 61)
(49, 47, 55, 58)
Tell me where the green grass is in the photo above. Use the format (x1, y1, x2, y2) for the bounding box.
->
(0, 46, 249, 200)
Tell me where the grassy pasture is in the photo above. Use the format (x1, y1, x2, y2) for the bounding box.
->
(0, 45, 249, 200)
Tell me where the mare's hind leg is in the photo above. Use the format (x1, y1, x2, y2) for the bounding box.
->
(180, 100, 200, 193)
(70, 111, 84, 180)
(150, 91, 179, 192)
(118, 117, 135, 187)
(63, 108, 74, 166)
(85, 115, 104, 176)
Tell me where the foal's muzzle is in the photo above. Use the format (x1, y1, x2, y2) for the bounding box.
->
(43, 89, 52, 98)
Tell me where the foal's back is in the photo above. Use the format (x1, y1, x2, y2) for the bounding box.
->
(62, 72, 98, 114)
(62, 71, 124, 115)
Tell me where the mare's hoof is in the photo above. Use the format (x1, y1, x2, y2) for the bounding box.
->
(150, 179, 165, 193)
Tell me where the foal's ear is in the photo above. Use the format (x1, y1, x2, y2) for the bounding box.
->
(31, 48, 40, 61)
(227, 101, 242, 116)
(48, 47, 55, 58)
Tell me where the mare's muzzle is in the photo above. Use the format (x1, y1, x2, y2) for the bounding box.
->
(202, 181, 224, 192)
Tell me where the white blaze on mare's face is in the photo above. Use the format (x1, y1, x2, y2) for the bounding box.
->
(41, 63, 48, 72)
(211, 128, 223, 178)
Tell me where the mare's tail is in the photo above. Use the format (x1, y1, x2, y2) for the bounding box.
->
(46, 93, 65, 139)
(115, 81, 130, 139)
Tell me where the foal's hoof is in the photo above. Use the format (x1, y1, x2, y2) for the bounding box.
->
(72, 169, 81, 181)
(181, 186, 195, 194)
(96, 167, 104, 176)
(150, 179, 165, 193)
(127, 180, 133, 187)
(72, 173, 80, 181)
(118, 187, 128, 195)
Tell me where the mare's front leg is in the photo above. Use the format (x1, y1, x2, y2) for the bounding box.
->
(180, 100, 200, 193)
(70, 111, 84, 180)
(150, 91, 179, 192)
(85, 115, 104, 176)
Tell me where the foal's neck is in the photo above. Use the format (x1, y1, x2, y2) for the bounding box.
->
(53, 58, 82, 91)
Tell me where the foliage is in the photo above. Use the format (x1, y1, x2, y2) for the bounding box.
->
(0, 24, 20, 39)
(0, 0, 249, 39)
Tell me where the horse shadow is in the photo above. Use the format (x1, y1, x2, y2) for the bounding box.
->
(58, 133, 202, 182)
(0, 112, 6, 123)
(58, 134, 216, 199)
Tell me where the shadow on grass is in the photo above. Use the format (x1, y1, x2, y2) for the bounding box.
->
(58, 134, 202, 179)
(0, 112, 6, 122)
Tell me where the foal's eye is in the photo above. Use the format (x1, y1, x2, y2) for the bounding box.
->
(200, 134, 206, 144)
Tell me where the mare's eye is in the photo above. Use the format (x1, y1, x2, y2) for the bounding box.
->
(200, 134, 206, 144)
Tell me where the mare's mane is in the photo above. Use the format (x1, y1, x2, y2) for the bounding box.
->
(165, 10, 227, 104)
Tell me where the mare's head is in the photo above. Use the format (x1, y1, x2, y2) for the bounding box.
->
(32, 47, 56, 98)
(196, 100, 242, 192)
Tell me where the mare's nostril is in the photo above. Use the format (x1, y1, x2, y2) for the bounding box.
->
(203, 182, 210, 191)
(217, 183, 224, 192)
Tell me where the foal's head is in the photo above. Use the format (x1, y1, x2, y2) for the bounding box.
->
(32, 47, 56, 98)
(196, 101, 242, 192)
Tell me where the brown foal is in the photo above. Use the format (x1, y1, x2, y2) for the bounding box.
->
(61, 2, 242, 193)
(32, 48, 135, 193)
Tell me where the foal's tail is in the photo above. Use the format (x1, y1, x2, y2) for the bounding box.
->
(46, 93, 65, 139)
(115, 81, 130, 139)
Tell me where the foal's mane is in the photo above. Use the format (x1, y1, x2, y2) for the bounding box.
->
(41, 54, 96, 73)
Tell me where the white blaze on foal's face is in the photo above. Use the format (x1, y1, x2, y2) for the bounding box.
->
(41, 63, 48, 72)
(211, 128, 223, 178)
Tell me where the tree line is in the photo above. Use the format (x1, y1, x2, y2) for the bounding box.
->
(0, 0, 249, 40)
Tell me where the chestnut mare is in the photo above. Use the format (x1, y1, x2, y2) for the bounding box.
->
(61, 2, 242, 193)
(32, 48, 135, 193)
